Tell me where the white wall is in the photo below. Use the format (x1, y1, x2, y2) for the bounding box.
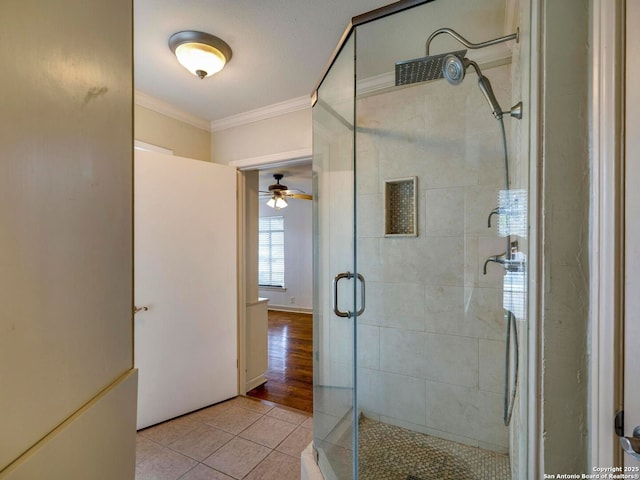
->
(0, 0, 136, 476)
(258, 182, 313, 312)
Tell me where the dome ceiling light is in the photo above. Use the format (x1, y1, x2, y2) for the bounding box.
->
(168, 31, 232, 79)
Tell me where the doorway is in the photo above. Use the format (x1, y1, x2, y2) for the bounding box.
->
(238, 162, 314, 413)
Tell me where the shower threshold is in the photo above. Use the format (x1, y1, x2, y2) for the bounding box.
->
(358, 417, 511, 480)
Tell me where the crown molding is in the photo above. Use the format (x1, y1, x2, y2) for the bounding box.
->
(356, 72, 396, 96)
(210, 95, 311, 133)
(134, 90, 211, 131)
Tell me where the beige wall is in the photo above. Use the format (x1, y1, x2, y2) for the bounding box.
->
(540, 0, 590, 474)
(0, 0, 136, 477)
(211, 108, 311, 164)
(135, 104, 211, 161)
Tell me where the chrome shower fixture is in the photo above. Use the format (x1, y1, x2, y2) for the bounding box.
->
(395, 27, 523, 120)
(442, 54, 515, 120)
(424, 27, 518, 57)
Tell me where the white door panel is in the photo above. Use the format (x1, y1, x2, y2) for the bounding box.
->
(135, 150, 238, 429)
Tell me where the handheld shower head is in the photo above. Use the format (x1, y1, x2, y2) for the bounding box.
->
(441, 56, 504, 119)
(476, 73, 504, 120)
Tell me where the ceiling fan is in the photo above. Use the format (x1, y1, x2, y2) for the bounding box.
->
(260, 173, 312, 209)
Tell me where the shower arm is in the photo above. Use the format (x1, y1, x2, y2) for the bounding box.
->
(425, 27, 519, 55)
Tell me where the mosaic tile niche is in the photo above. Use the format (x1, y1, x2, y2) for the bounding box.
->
(385, 177, 417, 236)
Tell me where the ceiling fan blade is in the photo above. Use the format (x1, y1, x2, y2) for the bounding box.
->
(287, 193, 313, 200)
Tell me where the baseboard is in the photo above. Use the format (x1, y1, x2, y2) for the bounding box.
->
(268, 305, 312, 314)
(245, 374, 267, 392)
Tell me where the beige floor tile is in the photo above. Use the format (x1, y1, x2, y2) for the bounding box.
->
(139, 413, 200, 446)
(203, 437, 271, 479)
(238, 415, 297, 449)
(189, 401, 235, 423)
(202, 405, 263, 435)
(276, 425, 314, 457)
(136, 399, 314, 479)
(169, 424, 234, 461)
(136, 435, 168, 465)
(135, 447, 197, 480)
(267, 406, 309, 425)
(180, 464, 235, 480)
(244, 451, 301, 480)
(301, 417, 314, 430)
(228, 396, 274, 414)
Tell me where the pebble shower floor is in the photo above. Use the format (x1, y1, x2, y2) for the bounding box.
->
(358, 417, 511, 480)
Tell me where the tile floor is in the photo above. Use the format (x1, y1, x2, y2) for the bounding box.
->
(136, 396, 313, 480)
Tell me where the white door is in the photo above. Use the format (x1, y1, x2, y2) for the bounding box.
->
(623, 0, 640, 466)
(134, 149, 238, 429)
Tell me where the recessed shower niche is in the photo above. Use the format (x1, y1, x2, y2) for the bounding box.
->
(311, 0, 531, 479)
(384, 177, 417, 236)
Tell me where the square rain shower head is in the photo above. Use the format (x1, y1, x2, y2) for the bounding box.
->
(395, 49, 467, 86)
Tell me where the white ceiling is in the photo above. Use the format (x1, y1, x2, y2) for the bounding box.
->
(134, 0, 395, 123)
(134, 0, 513, 193)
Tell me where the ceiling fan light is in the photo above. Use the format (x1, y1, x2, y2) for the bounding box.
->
(275, 196, 288, 209)
(169, 31, 232, 79)
(266, 197, 276, 208)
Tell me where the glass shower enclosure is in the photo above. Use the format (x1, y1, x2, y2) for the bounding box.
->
(312, 0, 531, 479)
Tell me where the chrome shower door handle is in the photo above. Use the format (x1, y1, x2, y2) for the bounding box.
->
(620, 426, 640, 461)
(332, 272, 365, 318)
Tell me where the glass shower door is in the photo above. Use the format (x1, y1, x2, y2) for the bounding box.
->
(313, 2, 530, 479)
(312, 34, 358, 480)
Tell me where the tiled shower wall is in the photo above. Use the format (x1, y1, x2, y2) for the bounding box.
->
(355, 64, 514, 452)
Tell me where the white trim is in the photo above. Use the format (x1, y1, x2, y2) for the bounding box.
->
(229, 148, 312, 170)
(237, 171, 248, 396)
(356, 72, 395, 96)
(210, 96, 311, 132)
(134, 90, 211, 131)
(246, 374, 267, 391)
(267, 305, 313, 315)
(589, 0, 623, 470)
(134, 140, 173, 155)
(528, 1, 541, 478)
(259, 286, 287, 292)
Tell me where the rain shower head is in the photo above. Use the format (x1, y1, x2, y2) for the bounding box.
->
(395, 49, 467, 86)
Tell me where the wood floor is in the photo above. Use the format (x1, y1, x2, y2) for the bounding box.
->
(247, 310, 313, 413)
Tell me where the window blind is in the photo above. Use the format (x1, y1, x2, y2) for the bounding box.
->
(258, 216, 285, 287)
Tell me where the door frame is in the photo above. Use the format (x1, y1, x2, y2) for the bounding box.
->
(589, 0, 625, 469)
(230, 148, 313, 395)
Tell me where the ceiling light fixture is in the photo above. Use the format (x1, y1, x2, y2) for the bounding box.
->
(266, 193, 288, 210)
(169, 31, 232, 79)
